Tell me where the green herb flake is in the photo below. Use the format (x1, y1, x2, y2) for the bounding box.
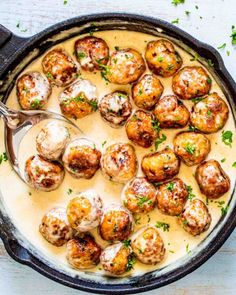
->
(138, 89, 143, 96)
(157, 56, 163, 62)
(102, 141, 107, 148)
(30, 98, 42, 109)
(185, 143, 196, 155)
(188, 125, 196, 132)
(221, 205, 229, 216)
(217, 43, 227, 50)
(114, 46, 120, 51)
(195, 5, 199, 9)
(221, 158, 226, 163)
(152, 119, 161, 133)
(137, 195, 151, 208)
(154, 134, 167, 151)
(227, 50, 230, 56)
(221, 130, 233, 147)
(207, 59, 214, 67)
(171, 18, 179, 25)
(76, 51, 86, 60)
(122, 239, 131, 248)
(67, 188, 73, 195)
(191, 97, 204, 103)
(166, 182, 174, 191)
(0, 152, 8, 165)
(88, 100, 98, 111)
(230, 25, 236, 45)
(186, 244, 191, 255)
(171, 0, 185, 6)
(207, 77, 212, 84)
(126, 252, 136, 272)
(185, 11, 191, 16)
(232, 162, 236, 168)
(63, 0, 68, 4)
(155, 221, 170, 232)
(186, 185, 196, 200)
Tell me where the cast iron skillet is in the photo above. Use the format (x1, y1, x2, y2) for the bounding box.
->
(0, 13, 236, 294)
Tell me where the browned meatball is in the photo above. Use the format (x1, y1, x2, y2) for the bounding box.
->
(121, 177, 157, 213)
(179, 199, 211, 236)
(145, 39, 182, 77)
(172, 66, 211, 100)
(195, 160, 230, 199)
(62, 138, 101, 179)
(131, 226, 165, 265)
(39, 207, 72, 246)
(107, 48, 146, 85)
(59, 79, 98, 119)
(153, 95, 190, 128)
(99, 205, 133, 242)
(99, 91, 132, 127)
(100, 143, 138, 183)
(156, 178, 188, 216)
(25, 155, 64, 191)
(190, 92, 229, 133)
(66, 235, 101, 269)
(74, 36, 109, 71)
(173, 132, 211, 166)
(141, 147, 180, 182)
(100, 242, 133, 275)
(16, 71, 51, 110)
(125, 110, 158, 148)
(131, 74, 164, 110)
(42, 48, 78, 87)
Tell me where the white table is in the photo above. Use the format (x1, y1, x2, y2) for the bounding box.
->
(0, 0, 236, 294)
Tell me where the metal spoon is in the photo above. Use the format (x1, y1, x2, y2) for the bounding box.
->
(0, 100, 82, 183)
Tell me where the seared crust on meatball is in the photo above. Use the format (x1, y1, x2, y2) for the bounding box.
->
(131, 226, 165, 264)
(16, 71, 51, 110)
(62, 138, 101, 179)
(141, 147, 180, 182)
(39, 207, 72, 246)
(36, 121, 70, 160)
(74, 36, 109, 71)
(42, 48, 78, 87)
(66, 235, 101, 269)
(145, 39, 182, 77)
(59, 79, 98, 119)
(190, 92, 229, 133)
(153, 95, 190, 128)
(173, 131, 211, 166)
(107, 48, 146, 85)
(179, 199, 211, 236)
(195, 160, 230, 199)
(101, 143, 137, 183)
(125, 110, 158, 148)
(99, 205, 133, 242)
(25, 155, 64, 191)
(156, 178, 188, 216)
(172, 66, 211, 100)
(66, 190, 103, 232)
(100, 242, 133, 275)
(132, 74, 164, 110)
(121, 177, 157, 213)
(99, 91, 132, 127)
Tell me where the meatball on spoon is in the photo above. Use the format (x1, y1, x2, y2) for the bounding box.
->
(0, 100, 82, 184)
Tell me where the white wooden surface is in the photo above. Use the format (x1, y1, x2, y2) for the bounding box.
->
(0, 0, 236, 294)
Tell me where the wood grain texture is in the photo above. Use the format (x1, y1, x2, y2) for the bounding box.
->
(0, 0, 236, 294)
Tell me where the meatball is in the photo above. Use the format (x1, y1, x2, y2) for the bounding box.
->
(99, 91, 132, 127)
(66, 235, 101, 269)
(100, 143, 137, 183)
(25, 155, 64, 191)
(121, 177, 157, 213)
(99, 205, 133, 242)
(131, 226, 165, 265)
(125, 110, 158, 148)
(66, 190, 103, 232)
(131, 74, 164, 110)
(74, 36, 109, 71)
(141, 147, 180, 182)
(42, 48, 78, 87)
(179, 199, 211, 236)
(59, 79, 98, 119)
(195, 160, 230, 199)
(172, 66, 211, 100)
(145, 39, 182, 77)
(153, 95, 190, 128)
(36, 121, 70, 160)
(190, 92, 229, 133)
(62, 138, 101, 179)
(107, 48, 146, 85)
(156, 178, 188, 216)
(173, 132, 211, 166)
(39, 207, 72, 246)
(16, 71, 51, 110)
(100, 242, 133, 275)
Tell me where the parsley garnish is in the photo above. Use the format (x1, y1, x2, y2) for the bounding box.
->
(186, 185, 196, 200)
(126, 252, 136, 272)
(217, 43, 227, 50)
(171, 18, 179, 24)
(185, 143, 196, 155)
(88, 100, 98, 111)
(96, 59, 111, 82)
(137, 195, 152, 207)
(114, 46, 120, 51)
(188, 125, 196, 132)
(207, 59, 214, 67)
(0, 152, 8, 165)
(232, 162, 236, 168)
(138, 89, 143, 96)
(191, 97, 204, 103)
(185, 11, 191, 16)
(102, 141, 107, 148)
(207, 77, 212, 84)
(154, 134, 167, 151)
(172, 0, 185, 6)
(221, 158, 226, 163)
(67, 188, 73, 195)
(221, 205, 229, 216)
(152, 119, 161, 133)
(123, 239, 131, 248)
(157, 56, 163, 62)
(227, 50, 230, 56)
(30, 98, 42, 109)
(186, 244, 191, 255)
(167, 182, 174, 191)
(155, 221, 170, 232)
(230, 25, 236, 45)
(221, 130, 233, 147)
(63, 0, 68, 4)
(16, 21, 27, 32)
(46, 72, 54, 80)
(76, 51, 86, 60)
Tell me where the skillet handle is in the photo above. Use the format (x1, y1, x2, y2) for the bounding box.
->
(0, 25, 28, 72)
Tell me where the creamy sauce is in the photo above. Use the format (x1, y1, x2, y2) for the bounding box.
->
(0, 30, 236, 281)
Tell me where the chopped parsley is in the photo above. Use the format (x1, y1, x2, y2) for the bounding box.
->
(207, 77, 212, 84)
(96, 59, 111, 82)
(188, 125, 196, 132)
(171, 0, 185, 6)
(227, 50, 230, 56)
(46, 72, 54, 80)
(89, 22, 98, 36)
(63, 0, 68, 4)
(30, 98, 42, 109)
(186, 185, 196, 200)
(157, 56, 163, 62)
(186, 244, 191, 255)
(138, 89, 143, 96)
(221, 158, 226, 163)
(185, 143, 196, 155)
(207, 59, 214, 67)
(221, 130, 233, 147)
(102, 141, 107, 148)
(230, 25, 236, 45)
(221, 205, 229, 216)
(190, 53, 199, 62)
(155, 221, 170, 232)
(126, 252, 136, 272)
(232, 162, 236, 168)
(154, 134, 167, 151)
(114, 46, 120, 51)
(185, 11, 191, 16)
(0, 152, 8, 165)
(152, 119, 161, 133)
(191, 97, 204, 103)
(207, 109, 212, 117)
(217, 43, 227, 50)
(134, 214, 141, 225)
(93, 143, 96, 149)
(76, 51, 86, 60)
(67, 188, 73, 195)
(137, 195, 152, 207)
(123, 239, 131, 248)
(166, 182, 174, 191)
(171, 18, 179, 25)
(16, 21, 28, 32)
(88, 100, 98, 111)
